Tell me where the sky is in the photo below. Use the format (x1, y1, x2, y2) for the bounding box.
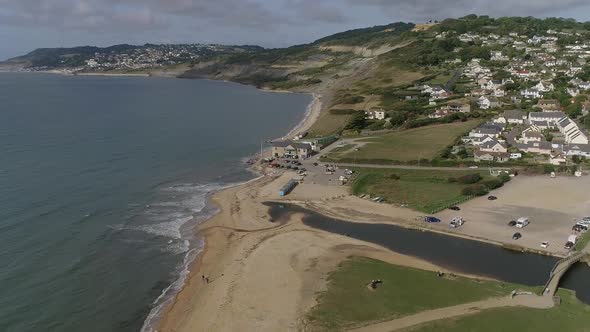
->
(1, 0, 590, 60)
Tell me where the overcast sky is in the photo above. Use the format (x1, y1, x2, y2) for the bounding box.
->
(1, 0, 590, 60)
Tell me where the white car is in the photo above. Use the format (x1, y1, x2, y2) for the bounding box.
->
(469, 166, 479, 169)
(540, 241, 549, 249)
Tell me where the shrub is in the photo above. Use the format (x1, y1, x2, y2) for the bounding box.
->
(388, 173, 401, 180)
(457, 173, 482, 184)
(481, 179, 504, 190)
(498, 173, 511, 183)
(448, 177, 457, 183)
(543, 164, 555, 174)
(461, 184, 489, 196)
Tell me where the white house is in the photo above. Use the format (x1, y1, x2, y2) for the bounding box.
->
(365, 109, 386, 120)
(478, 96, 500, 109)
(528, 111, 566, 124)
(556, 117, 589, 144)
(480, 139, 508, 153)
(534, 81, 555, 92)
(521, 88, 543, 99)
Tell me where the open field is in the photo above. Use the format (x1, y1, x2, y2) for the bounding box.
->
(332, 121, 479, 162)
(306, 257, 532, 331)
(405, 290, 590, 332)
(308, 111, 353, 137)
(351, 168, 493, 213)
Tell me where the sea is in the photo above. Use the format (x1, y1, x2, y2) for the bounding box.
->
(0, 73, 311, 332)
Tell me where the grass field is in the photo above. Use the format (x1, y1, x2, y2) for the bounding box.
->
(405, 290, 590, 332)
(334, 121, 479, 162)
(306, 257, 529, 331)
(308, 112, 354, 137)
(351, 168, 492, 213)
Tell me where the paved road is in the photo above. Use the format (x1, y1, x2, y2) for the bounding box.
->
(348, 294, 553, 332)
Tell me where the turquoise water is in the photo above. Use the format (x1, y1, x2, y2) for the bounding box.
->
(0, 73, 310, 332)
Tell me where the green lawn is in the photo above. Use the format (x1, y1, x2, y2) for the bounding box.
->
(351, 168, 491, 213)
(334, 121, 479, 162)
(306, 257, 528, 331)
(405, 290, 590, 332)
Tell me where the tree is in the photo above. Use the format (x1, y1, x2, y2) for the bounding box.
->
(345, 112, 366, 131)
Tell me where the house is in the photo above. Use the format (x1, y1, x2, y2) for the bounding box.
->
(503, 110, 527, 124)
(271, 141, 313, 159)
(480, 139, 508, 153)
(365, 109, 386, 120)
(521, 130, 544, 144)
(521, 88, 543, 99)
(529, 120, 552, 130)
(469, 123, 504, 139)
(534, 81, 555, 92)
(564, 144, 590, 157)
(556, 117, 589, 144)
(517, 141, 553, 155)
(550, 152, 567, 165)
(429, 109, 453, 119)
(478, 96, 500, 109)
(567, 88, 580, 97)
(483, 79, 503, 90)
(447, 100, 471, 113)
(474, 150, 510, 163)
(536, 99, 561, 111)
(528, 111, 566, 124)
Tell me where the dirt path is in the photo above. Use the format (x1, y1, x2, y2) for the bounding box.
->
(348, 294, 553, 332)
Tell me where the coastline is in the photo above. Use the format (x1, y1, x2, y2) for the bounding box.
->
(143, 92, 322, 332)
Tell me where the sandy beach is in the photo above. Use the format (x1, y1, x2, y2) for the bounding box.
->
(156, 173, 446, 332)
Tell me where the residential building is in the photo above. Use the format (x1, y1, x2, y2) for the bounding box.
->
(480, 140, 508, 153)
(528, 111, 566, 123)
(536, 99, 561, 111)
(447, 100, 471, 113)
(521, 88, 543, 99)
(478, 96, 500, 109)
(556, 117, 589, 144)
(271, 141, 313, 159)
(474, 150, 510, 163)
(365, 109, 386, 120)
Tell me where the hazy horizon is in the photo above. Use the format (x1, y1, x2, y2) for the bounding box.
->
(2, 1, 590, 60)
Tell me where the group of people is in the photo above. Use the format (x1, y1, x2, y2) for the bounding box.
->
(201, 275, 209, 284)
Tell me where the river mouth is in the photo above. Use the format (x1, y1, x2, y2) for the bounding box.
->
(265, 202, 590, 304)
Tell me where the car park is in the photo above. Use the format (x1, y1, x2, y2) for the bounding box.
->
(512, 232, 522, 240)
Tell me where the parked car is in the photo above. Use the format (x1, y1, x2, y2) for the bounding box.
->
(573, 223, 588, 232)
(515, 217, 530, 229)
(449, 206, 461, 211)
(469, 166, 479, 169)
(508, 220, 517, 227)
(541, 241, 549, 248)
(488, 196, 497, 201)
(512, 232, 522, 240)
(312, 162, 318, 166)
(565, 241, 575, 250)
(450, 217, 464, 228)
(424, 216, 441, 223)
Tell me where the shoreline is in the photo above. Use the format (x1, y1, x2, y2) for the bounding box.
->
(143, 90, 322, 332)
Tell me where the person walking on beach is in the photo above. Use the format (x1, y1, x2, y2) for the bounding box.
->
(202, 275, 205, 282)
(205, 277, 209, 284)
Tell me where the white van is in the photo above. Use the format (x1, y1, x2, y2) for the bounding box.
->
(516, 217, 530, 228)
(450, 217, 464, 228)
